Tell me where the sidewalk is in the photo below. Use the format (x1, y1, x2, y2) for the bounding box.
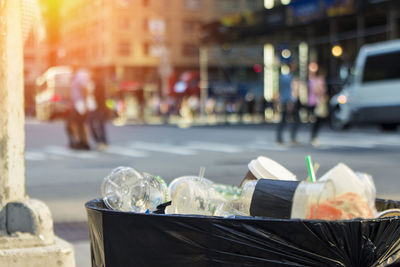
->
(73, 241, 91, 267)
(54, 222, 90, 267)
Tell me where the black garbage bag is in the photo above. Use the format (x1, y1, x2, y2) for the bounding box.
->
(86, 198, 400, 267)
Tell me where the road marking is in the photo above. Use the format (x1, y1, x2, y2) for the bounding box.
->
(25, 152, 47, 161)
(44, 146, 98, 159)
(104, 145, 148, 157)
(247, 143, 288, 151)
(129, 141, 197, 155)
(184, 141, 242, 153)
(316, 141, 376, 149)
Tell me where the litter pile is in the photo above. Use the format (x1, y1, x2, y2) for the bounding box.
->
(101, 156, 395, 220)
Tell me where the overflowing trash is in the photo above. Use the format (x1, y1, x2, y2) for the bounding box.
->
(88, 155, 400, 266)
(100, 155, 388, 220)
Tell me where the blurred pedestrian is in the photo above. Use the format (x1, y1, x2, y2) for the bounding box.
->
(308, 66, 329, 147)
(87, 69, 108, 150)
(276, 64, 300, 145)
(66, 66, 90, 150)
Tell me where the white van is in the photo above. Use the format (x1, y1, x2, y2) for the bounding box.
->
(330, 39, 400, 130)
(35, 66, 72, 121)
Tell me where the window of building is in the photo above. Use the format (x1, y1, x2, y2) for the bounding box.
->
(182, 43, 199, 57)
(118, 41, 131, 56)
(214, 0, 240, 11)
(24, 54, 35, 62)
(120, 17, 130, 29)
(143, 43, 150, 56)
(183, 20, 200, 33)
(246, 0, 259, 9)
(117, 0, 132, 7)
(143, 18, 148, 32)
(183, 0, 202, 10)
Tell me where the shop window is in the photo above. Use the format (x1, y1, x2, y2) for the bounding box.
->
(214, 0, 240, 11)
(183, 20, 200, 33)
(118, 41, 131, 56)
(182, 43, 199, 57)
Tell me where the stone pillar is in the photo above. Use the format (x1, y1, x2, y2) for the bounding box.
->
(0, 0, 26, 207)
(0, 1, 75, 266)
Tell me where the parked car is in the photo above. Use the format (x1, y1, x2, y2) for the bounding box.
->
(330, 39, 400, 130)
(35, 66, 72, 121)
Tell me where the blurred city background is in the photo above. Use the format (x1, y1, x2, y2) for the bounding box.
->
(21, 0, 400, 266)
(24, 0, 400, 127)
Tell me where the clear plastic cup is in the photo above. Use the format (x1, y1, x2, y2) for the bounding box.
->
(291, 180, 336, 219)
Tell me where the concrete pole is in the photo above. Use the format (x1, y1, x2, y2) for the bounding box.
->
(0, 0, 26, 208)
(0, 1, 75, 266)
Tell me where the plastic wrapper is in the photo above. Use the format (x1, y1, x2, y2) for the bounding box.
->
(318, 163, 377, 218)
(86, 198, 400, 267)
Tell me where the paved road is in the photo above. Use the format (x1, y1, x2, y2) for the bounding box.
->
(25, 120, 400, 266)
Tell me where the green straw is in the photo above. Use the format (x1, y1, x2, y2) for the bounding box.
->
(305, 155, 316, 182)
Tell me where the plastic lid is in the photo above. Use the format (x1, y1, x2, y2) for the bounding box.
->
(248, 156, 296, 181)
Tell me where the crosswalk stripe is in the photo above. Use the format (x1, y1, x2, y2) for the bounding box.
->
(44, 146, 98, 159)
(249, 139, 289, 151)
(247, 144, 288, 151)
(184, 141, 242, 153)
(25, 152, 47, 161)
(104, 146, 148, 157)
(129, 141, 197, 155)
(317, 138, 377, 149)
(24, 132, 400, 161)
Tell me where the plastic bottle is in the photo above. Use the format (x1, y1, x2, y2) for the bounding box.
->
(101, 166, 169, 213)
(165, 177, 243, 216)
(214, 180, 257, 217)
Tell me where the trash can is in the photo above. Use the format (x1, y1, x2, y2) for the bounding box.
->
(86, 198, 400, 267)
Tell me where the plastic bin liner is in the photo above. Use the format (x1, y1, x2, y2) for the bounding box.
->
(86, 198, 400, 267)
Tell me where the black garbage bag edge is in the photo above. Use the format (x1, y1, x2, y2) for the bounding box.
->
(86, 198, 400, 267)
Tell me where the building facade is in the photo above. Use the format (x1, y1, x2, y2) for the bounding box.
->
(202, 0, 400, 101)
(23, 0, 49, 116)
(57, 0, 264, 97)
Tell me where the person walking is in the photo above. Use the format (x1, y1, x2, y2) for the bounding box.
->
(308, 67, 329, 147)
(276, 64, 300, 145)
(66, 66, 90, 150)
(87, 70, 108, 150)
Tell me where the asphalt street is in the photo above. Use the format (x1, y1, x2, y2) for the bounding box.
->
(25, 119, 400, 266)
